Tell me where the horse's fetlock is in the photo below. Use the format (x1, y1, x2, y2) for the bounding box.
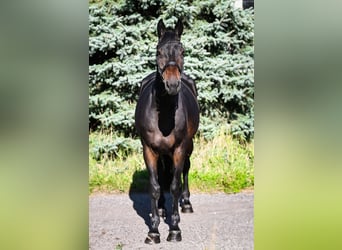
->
(171, 213, 180, 225)
(182, 191, 190, 199)
(151, 215, 160, 228)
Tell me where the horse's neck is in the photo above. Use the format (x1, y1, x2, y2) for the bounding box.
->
(155, 90, 178, 111)
(157, 97, 178, 137)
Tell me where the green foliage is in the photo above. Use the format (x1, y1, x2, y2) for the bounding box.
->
(89, 0, 254, 157)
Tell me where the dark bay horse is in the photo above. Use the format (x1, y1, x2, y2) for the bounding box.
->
(135, 19, 199, 244)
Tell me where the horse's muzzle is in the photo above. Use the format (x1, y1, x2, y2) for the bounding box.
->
(165, 79, 181, 95)
(162, 62, 182, 95)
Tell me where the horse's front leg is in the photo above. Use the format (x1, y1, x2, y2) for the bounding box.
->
(167, 147, 185, 242)
(143, 144, 161, 244)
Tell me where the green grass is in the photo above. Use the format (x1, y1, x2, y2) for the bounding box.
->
(89, 129, 254, 194)
(190, 130, 254, 193)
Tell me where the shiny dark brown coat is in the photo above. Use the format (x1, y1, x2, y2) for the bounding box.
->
(135, 19, 199, 244)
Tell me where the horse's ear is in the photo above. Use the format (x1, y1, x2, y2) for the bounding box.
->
(175, 19, 183, 38)
(157, 19, 166, 39)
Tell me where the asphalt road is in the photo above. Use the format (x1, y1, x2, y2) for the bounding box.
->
(89, 192, 254, 249)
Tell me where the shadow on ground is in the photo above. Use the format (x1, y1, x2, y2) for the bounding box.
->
(128, 169, 173, 232)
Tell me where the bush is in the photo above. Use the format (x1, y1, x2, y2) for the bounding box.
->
(89, 0, 254, 157)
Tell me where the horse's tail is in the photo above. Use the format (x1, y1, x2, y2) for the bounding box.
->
(157, 155, 173, 191)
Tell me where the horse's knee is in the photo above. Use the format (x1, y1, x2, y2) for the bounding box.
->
(170, 179, 181, 195)
(151, 184, 160, 200)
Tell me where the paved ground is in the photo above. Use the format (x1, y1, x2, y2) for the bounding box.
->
(89, 192, 254, 249)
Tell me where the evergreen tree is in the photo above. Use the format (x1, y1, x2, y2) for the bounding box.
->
(89, 0, 254, 158)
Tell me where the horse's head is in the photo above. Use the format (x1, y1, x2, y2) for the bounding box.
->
(156, 19, 184, 95)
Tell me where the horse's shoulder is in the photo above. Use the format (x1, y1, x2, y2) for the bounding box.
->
(181, 73, 198, 97)
(140, 72, 156, 95)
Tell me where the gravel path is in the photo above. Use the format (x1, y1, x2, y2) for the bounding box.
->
(89, 192, 254, 249)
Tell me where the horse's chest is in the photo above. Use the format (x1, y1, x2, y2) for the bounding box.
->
(148, 131, 178, 153)
(146, 116, 185, 153)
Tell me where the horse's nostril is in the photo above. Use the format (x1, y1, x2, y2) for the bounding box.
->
(166, 81, 170, 89)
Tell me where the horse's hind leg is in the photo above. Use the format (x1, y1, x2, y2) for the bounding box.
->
(181, 156, 193, 213)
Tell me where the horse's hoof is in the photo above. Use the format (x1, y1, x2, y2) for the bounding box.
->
(181, 204, 193, 213)
(158, 208, 166, 218)
(167, 230, 182, 242)
(145, 232, 160, 244)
